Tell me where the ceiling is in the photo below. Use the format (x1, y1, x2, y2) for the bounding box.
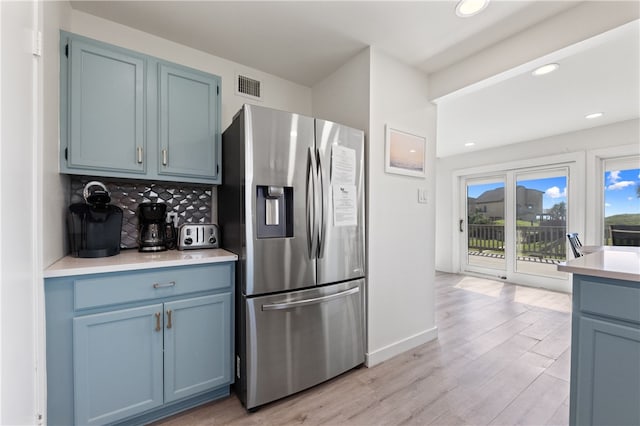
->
(436, 20, 640, 157)
(70, 0, 579, 87)
(69, 1, 639, 158)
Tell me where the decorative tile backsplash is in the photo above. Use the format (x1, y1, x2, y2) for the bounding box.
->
(70, 176, 214, 248)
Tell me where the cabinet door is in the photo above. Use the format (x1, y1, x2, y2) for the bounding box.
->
(574, 316, 640, 426)
(67, 39, 145, 173)
(158, 63, 220, 181)
(164, 293, 231, 403)
(73, 304, 163, 425)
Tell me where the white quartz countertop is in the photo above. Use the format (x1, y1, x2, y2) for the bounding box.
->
(44, 248, 238, 278)
(557, 246, 640, 282)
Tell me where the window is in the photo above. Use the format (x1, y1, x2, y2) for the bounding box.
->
(603, 156, 640, 244)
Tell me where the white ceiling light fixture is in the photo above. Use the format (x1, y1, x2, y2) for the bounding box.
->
(585, 112, 604, 119)
(455, 0, 490, 17)
(464, 142, 476, 147)
(531, 63, 559, 76)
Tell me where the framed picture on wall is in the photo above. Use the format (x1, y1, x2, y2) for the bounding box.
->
(385, 125, 427, 178)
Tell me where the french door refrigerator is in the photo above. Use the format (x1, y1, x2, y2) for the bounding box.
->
(219, 104, 365, 410)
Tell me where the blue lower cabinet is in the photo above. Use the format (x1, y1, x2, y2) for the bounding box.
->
(573, 316, 640, 426)
(45, 262, 235, 426)
(570, 275, 640, 426)
(74, 305, 164, 425)
(164, 293, 231, 403)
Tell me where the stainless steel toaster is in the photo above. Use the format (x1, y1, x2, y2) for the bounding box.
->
(177, 223, 220, 250)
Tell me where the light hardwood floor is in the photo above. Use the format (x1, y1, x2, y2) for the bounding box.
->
(155, 272, 572, 425)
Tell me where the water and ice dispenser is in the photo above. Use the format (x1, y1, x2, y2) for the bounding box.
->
(256, 185, 293, 238)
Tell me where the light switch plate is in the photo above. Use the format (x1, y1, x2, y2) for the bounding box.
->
(418, 188, 428, 204)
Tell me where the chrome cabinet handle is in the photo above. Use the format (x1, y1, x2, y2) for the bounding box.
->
(153, 281, 176, 289)
(154, 312, 161, 332)
(162, 149, 168, 166)
(166, 309, 173, 329)
(262, 286, 359, 311)
(136, 146, 143, 164)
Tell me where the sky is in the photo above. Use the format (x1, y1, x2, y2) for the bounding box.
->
(467, 169, 640, 217)
(604, 168, 640, 217)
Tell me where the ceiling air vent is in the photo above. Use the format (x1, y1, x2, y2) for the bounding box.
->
(236, 74, 262, 100)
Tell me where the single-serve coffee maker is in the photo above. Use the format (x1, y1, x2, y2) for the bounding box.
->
(68, 181, 123, 258)
(137, 202, 168, 252)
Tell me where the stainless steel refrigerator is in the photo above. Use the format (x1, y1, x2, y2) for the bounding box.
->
(219, 104, 365, 410)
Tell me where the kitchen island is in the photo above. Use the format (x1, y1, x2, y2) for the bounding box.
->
(558, 246, 640, 426)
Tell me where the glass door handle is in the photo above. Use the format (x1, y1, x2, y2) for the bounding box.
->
(460, 219, 464, 233)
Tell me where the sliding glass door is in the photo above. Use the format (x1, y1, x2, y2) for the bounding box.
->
(461, 167, 570, 290)
(514, 170, 567, 279)
(465, 177, 506, 274)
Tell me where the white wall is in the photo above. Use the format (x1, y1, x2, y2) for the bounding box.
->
(435, 118, 640, 273)
(312, 47, 437, 366)
(1, 0, 41, 423)
(312, 48, 370, 132)
(67, 9, 312, 130)
(429, 1, 640, 100)
(39, 2, 73, 423)
(366, 48, 437, 365)
(42, 1, 71, 268)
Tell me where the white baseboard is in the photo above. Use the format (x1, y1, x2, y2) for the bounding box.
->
(365, 326, 438, 367)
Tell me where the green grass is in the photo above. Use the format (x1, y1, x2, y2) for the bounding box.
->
(604, 214, 640, 227)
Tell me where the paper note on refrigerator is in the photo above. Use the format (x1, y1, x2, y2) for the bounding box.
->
(332, 185, 357, 227)
(331, 145, 356, 185)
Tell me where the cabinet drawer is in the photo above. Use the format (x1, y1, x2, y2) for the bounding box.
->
(580, 279, 640, 324)
(74, 263, 233, 310)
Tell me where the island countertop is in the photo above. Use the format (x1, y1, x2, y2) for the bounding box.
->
(44, 248, 238, 278)
(557, 246, 640, 282)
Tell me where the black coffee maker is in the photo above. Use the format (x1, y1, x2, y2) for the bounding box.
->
(137, 202, 173, 252)
(68, 181, 123, 258)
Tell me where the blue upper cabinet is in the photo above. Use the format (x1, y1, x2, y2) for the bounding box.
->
(67, 39, 146, 174)
(158, 64, 221, 181)
(60, 32, 222, 184)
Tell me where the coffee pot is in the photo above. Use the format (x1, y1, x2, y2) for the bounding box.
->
(137, 202, 168, 252)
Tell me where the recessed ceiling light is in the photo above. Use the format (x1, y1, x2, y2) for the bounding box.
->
(585, 112, 604, 119)
(409, 149, 417, 153)
(532, 63, 559, 76)
(455, 0, 490, 17)
(464, 142, 476, 147)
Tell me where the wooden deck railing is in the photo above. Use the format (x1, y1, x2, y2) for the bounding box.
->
(468, 224, 566, 259)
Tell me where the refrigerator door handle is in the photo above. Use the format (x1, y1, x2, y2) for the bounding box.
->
(307, 147, 319, 259)
(261, 286, 360, 311)
(316, 148, 327, 259)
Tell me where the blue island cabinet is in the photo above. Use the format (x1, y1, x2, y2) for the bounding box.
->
(570, 274, 640, 426)
(46, 262, 234, 426)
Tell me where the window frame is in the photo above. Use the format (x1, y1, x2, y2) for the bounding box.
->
(586, 145, 640, 246)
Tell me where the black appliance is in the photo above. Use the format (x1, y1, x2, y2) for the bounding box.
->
(137, 202, 169, 252)
(67, 181, 123, 258)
